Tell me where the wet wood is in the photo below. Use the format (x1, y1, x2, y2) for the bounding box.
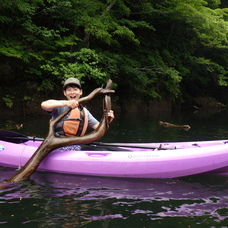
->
(6, 80, 114, 183)
(159, 121, 191, 131)
(0, 120, 23, 130)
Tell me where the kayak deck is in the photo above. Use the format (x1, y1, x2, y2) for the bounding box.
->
(19, 138, 228, 150)
(0, 139, 228, 178)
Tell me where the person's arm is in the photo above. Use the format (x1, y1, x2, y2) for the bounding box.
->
(41, 99, 79, 112)
(91, 110, 114, 130)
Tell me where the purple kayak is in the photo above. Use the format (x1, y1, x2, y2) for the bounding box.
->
(0, 132, 228, 178)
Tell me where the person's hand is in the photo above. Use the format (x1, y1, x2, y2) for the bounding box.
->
(108, 110, 114, 124)
(66, 100, 79, 109)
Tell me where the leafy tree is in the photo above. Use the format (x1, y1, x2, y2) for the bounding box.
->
(0, 0, 228, 110)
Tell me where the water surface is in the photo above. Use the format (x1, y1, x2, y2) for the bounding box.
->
(0, 109, 228, 227)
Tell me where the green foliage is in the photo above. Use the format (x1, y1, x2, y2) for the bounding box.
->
(194, 57, 228, 86)
(38, 79, 55, 92)
(168, 0, 228, 47)
(23, 96, 32, 101)
(2, 95, 14, 108)
(0, 0, 228, 105)
(40, 48, 107, 87)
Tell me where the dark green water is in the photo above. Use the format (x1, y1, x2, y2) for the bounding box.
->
(0, 108, 228, 227)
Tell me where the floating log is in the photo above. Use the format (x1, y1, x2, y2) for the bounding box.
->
(159, 121, 191, 131)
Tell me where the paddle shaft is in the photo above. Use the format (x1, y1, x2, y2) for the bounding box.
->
(92, 142, 175, 150)
(0, 130, 175, 150)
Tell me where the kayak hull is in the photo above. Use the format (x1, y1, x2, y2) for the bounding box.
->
(0, 139, 228, 178)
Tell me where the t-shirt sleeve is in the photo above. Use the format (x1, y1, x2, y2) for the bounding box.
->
(50, 107, 67, 120)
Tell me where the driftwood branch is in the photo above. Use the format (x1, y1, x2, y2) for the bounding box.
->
(6, 80, 114, 183)
(159, 121, 191, 131)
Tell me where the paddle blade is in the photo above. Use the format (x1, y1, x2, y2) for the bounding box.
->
(0, 130, 29, 143)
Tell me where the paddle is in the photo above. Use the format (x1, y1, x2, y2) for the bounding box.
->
(92, 142, 176, 150)
(0, 130, 43, 143)
(0, 130, 176, 150)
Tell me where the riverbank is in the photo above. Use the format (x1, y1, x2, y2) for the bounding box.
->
(0, 82, 226, 117)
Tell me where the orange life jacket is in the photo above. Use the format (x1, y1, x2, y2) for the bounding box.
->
(55, 106, 88, 137)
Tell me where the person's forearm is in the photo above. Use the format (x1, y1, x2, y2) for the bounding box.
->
(91, 110, 114, 130)
(41, 100, 68, 112)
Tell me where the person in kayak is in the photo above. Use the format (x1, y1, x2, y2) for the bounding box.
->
(41, 77, 114, 137)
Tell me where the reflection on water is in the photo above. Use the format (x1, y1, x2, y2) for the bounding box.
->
(2, 108, 227, 143)
(0, 167, 228, 227)
(1, 108, 228, 143)
(102, 108, 228, 143)
(1, 109, 228, 227)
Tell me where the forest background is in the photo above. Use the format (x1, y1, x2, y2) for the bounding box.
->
(1, 0, 228, 116)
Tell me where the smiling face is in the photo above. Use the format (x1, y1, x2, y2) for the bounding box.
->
(63, 85, 82, 101)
